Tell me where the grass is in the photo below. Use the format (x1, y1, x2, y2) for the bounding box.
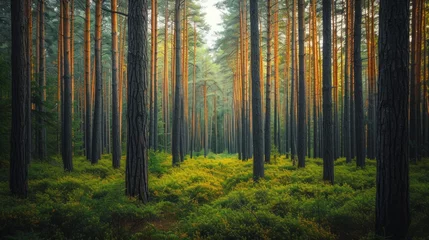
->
(0, 152, 428, 239)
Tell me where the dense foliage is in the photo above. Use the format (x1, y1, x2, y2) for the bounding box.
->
(1, 152, 428, 239)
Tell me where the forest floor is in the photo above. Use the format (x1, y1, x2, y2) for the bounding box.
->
(1, 152, 429, 240)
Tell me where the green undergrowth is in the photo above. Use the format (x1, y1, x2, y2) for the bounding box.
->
(0, 152, 428, 239)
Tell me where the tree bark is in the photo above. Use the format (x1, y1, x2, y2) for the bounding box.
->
(322, 0, 333, 184)
(85, 0, 92, 160)
(37, 0, 46, 160)
(290, 0, 296, 162)
(250, 0, 264, 181)
(126, 0, 150, 203)
(354, 0, 365, 167)
(150, 0, 158, 150)
(191, 21, 196, 158)
(297, 0, 306, 168)
(10, 0, 30, 197)
(172, 0, 182, 165)
(265, 0, 271, 163)
(62, 0, 73, 171)
(376, 0, 410, 237)
(343, 0, 351, 163)
(163, 0, 169, 153)
(92, 0, 103, 164)
(111, 0, 121, 168)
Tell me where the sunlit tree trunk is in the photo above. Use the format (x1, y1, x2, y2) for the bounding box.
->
(274, 0, 280, 150)
(70, 0, 75, 117)
(290, 0, 297, 163)
(265, 0, 271, 163)
(204, 82, 208, 157)
(163, 1, 169, 153)
(311, 0, 318, 159)
(111, 0, 121, 168)
(284, 1, 291, 156)
(150, 0, 158, 150)
(119, 17, 126, 144)
(191, 21, 196, 158)
(343, 0, 351, 163)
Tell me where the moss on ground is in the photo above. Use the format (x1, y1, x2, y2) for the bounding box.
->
(1, 152, 428, 239)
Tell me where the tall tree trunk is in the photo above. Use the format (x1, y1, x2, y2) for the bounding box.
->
(111, 0, 121, 168)
(10, 0, 30, 197)
(163, 0, 169, 153)
(150, 0, 158, 150)
(290, 0, 296, 163)
(297, 0, 306, 168)
(204, 82, 208, 157)
(284, 1, 291, 156)
(250, 0, 264, 181)
(343, 0, 351, 163)
(354, 0, 365, 167)
(126, 0, 149, 203)
(58, 0, 64, 156)
(85, 0, 92, 160)
(265, 0, 271, 163)
(376, 0, 410, 237)
(172, 0, 182, 165)
(332, 0, 339, 160)
(273, 0, 280, 149)
(410, 0, 422, 162)
(322, 0, 334, 184)
(191, 21, 196, 158)
(62, 0, 73, 171)
(311, 0, 318, 158)
(92, 0, 103, 164)
(37, 0, 46, 160)
(70, 0, 74, 118)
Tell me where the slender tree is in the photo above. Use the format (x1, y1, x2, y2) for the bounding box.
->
(250, 0, 264, 181)
(343, 0, 351, 163)
(265, 0, 271, 163)
(111, 0, 121, 168)
(126, 0, 150, 203)
(62, 0, 73, 171)
(150, 0, 158, 150)
(376, 0, 410, 237)
(290, 0, 296, 162)
(191, 21, 197, 158)
(354, 0, 365, 167)
(297, 0, 306, 168)
(322, 0, 333, 184)
(85, 0, 91, 159)
(92, 0, 103, 164)
(10, 0, 30, 197)
(163, 0, 169, 153)
(36, 0, 46, 160)
(172, 0, 182, 165)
